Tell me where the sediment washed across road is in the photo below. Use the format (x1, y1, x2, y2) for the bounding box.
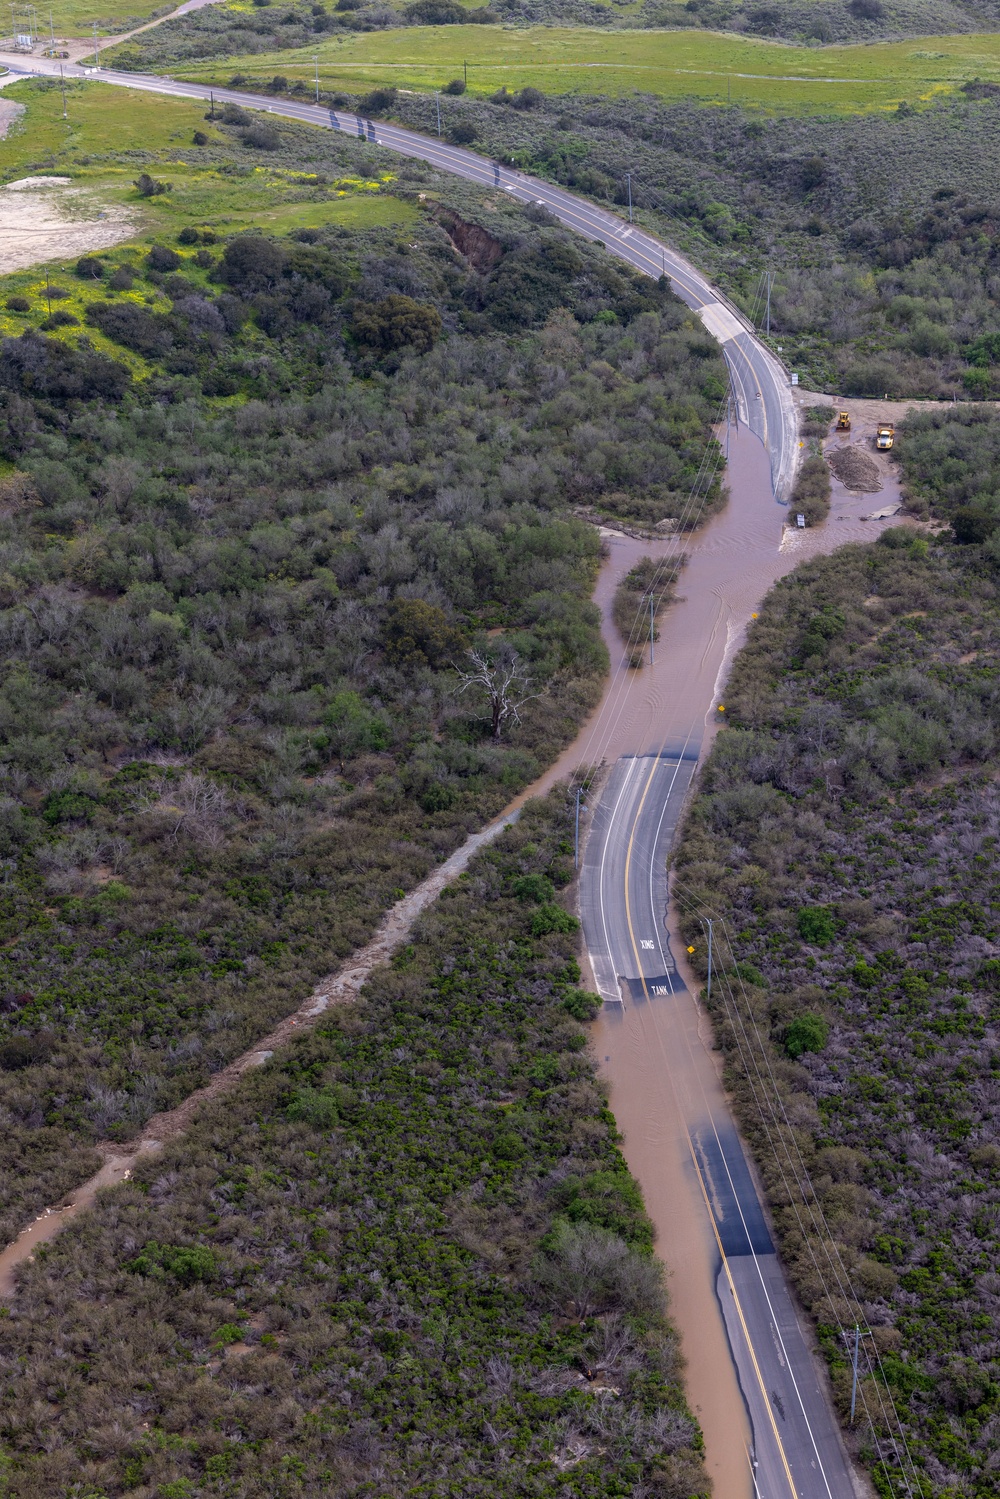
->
(0, 64, 863, 1497)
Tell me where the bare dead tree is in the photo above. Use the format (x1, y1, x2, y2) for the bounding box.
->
(453, 647, 539, 741)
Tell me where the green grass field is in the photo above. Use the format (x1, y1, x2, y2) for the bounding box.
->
(165, 23, 1000, 113)
(36, 0, 172, 38)
(0, 80, 414, 263)
(0, 79, 214, 168)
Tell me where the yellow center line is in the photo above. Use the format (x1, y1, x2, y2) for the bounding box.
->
(620, 761, 797, 1498)
(686, 1131, 800, 1499)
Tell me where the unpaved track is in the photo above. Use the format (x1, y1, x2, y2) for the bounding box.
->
(0, 804, 520, 1296)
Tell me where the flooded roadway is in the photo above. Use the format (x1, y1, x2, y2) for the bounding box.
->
(0, 414, 899, 1499)
(530, 416, 899, 1499)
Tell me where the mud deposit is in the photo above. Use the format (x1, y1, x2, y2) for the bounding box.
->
(0, 178, 133, 274)
(0, 420, 907, 1496)
(827, 443, 883, 492)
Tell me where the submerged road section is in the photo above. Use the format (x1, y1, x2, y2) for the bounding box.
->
(581, 747, 858, 1499)
(0, 60, 853, 1494)
(0, 57, 798, 498)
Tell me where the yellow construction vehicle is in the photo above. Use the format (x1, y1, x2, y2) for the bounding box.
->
(876, 424, 895, 451)
(836, 411, 851, 432)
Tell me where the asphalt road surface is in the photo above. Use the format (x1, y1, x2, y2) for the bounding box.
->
(581, 751, 859, 1499)
(0, 59, 853, 1495)
(0, 56, 798, 499)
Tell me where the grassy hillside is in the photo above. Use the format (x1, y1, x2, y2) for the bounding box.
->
(672, 410, 1000, 1492)
(91, 21, 1000, 399)
(32, 0, 169, 35)
(108, 23, 1000, 112)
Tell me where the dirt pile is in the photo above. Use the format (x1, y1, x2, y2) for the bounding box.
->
(827, 444, 883, 492)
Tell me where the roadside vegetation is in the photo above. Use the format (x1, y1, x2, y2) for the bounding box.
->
(0, 789, 711, 1498)
(378, 86, 1000, 398)
(0, 78, 725, 1249)
(612, 554, 684, 665)
(35, 0, 172, 35)
(84, 35, 1000, 400)
(673, 408, 1000, 1493)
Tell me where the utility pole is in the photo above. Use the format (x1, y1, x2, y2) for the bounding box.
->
(209, 88, 215, 119)
(48, 6, 53, 49)
(648, 593, 655, 665)
(849, 1325, 860, 1424)
(765, 269, 772, 339)
(59, 61, 66, 117)
(313, 54, 320, 103)
(705, 918, 713, 1002)
(626, 171, 632, 223)
(574, 784, 588, 871)
(91, 17, 99, 66)
(435, 90, 441, 137)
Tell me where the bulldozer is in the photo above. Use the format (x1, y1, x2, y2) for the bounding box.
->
(835, 411, 851, 432)
(876, 423, 895, 451)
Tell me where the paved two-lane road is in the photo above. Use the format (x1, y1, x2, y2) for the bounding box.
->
(581, 749, 859, 1499)
(0, 56, 797, 498)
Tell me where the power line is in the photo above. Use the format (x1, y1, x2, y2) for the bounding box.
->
(668, 881, 924, 1498)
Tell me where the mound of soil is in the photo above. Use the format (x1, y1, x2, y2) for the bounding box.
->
(827, 445, 883, 493)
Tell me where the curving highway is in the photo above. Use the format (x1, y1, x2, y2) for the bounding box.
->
(0, 58, 855, 1498)
(0, 56, 799, 498)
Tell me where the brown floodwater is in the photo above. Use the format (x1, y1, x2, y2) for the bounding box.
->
(531, 420, 905, 798)
(527, 422, 905, 1498)
(0, 422, 904, 1490)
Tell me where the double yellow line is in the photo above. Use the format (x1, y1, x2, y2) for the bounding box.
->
(620, 752, 798, 1497)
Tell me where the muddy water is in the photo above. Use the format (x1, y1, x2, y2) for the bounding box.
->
(531, 420, 904, 800)
(0, 422, 905, 1480)
(530, 423, 904, 1498)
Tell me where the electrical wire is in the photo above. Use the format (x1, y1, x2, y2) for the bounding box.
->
(667, 879, 924, 1498)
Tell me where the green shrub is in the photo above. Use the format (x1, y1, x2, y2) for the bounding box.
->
(952, 505, 998, 544)
(784, 1012, 829, 1059)
(40, 788, 98, 825)
(512, 872, 554, 904)
(730, 960, 765, 987)
(562, 987, 601, 1021)
(351, 294, 442, 355)
(530, 902, 578, 936)
(797, 906, 836, 944)
(285, 1084, 341, 1129)
(133, 172, 171, 198)
(127, 1242, 219, 1285)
